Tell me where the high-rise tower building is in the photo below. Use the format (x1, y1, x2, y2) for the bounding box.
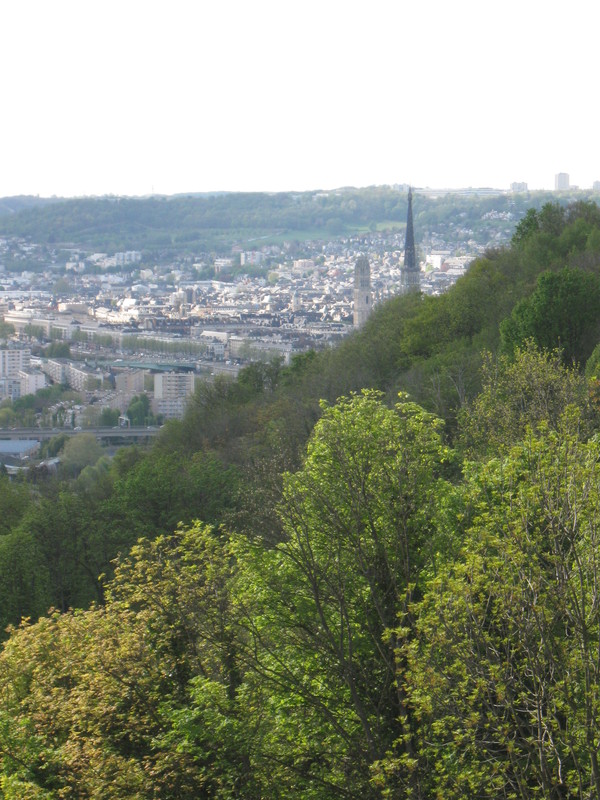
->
(401, 187, 420, 292)
(0, 346, 30, 378)
(353, 256, 371, 327)
(555, 173, 570, 191)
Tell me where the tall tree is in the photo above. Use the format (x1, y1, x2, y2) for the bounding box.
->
(458, 342, 591, 459)
(236, 390, 453, 798)
(0, 523, 254, 799)
(398, 410, 600, 799)
(500, 267, 600, 365)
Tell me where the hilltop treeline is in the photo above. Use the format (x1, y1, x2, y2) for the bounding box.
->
(0, 187, 576, 254)
(3, 201, 600, 797)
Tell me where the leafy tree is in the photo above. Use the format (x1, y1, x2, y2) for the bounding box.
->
(0, 524, 255, 799)
(0, 476, 49, 633)
(0, 320, 15, 340)
(236, 391, 453, 798)
(39, 432, 69, 458)
(512, 206, 540, 246)
(59, 433, 103, 478)
(566, 199, 600, 228)
(99, 407, 120, 427)
(0, 474, 30, 535)
(126, 392, 151, 426)
(105, 450, 239, 543)
(22, 323, 45, 341)
(80, 404, 101, 428)
(399, 411, 600, 799)
(110, 444, 145, 478)
(458, 342, 591, 458)
(0, 529, 50, 633)
(42, 341, 70, 358)
(500, 267, 600, 365)
(14, 489, 104, 613)
(0, 406, 17, 428)
(74, 456, 113, 502)
(538, 200, 566, 236)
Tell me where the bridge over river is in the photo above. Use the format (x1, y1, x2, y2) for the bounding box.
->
(0, 426, 160, 442)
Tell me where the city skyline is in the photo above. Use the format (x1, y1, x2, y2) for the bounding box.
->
(1, 0, 599, 198)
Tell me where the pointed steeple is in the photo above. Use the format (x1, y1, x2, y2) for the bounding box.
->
(401, 187, 419, 292)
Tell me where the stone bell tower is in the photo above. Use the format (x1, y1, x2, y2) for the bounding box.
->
(353, 256, 371, 327)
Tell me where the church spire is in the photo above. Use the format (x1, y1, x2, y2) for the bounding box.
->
(401, 187, 419, 292)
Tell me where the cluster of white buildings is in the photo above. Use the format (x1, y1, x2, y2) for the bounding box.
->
(42, 358, 101, 392)
(0, 225, 485, 422)
(0, 333, 200, 423)
(86, 251, 142, 270)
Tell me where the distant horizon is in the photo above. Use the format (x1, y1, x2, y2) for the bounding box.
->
(2, 182, 598, 202)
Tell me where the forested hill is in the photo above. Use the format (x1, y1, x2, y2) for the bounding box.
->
(4, 200, 600, 797)
(0, 186, 588, 253)
(0, 195, 58, 216)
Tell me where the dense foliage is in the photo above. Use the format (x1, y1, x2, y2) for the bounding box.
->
(3, 200, 600, 796)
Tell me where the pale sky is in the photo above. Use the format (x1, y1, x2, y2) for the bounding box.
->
(1, 0, 598, 198)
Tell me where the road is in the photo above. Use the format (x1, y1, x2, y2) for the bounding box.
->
(0, 427, 160, 441)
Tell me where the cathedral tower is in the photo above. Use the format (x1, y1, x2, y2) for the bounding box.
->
(401, 187, 420, 292)
(353, 256, 371, 327)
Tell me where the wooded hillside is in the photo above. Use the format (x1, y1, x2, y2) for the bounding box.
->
(0, 187, 580, 253)
(2, 201, 600, 798)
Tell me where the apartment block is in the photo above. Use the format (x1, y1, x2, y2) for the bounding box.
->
(153, 371, 196, 419)
(19, 370, 47, 396)
(0, 347, 31, 378)
(115, 369, 146, 394)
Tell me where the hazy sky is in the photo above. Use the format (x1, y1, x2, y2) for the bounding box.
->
(2, 0, 598, 197)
